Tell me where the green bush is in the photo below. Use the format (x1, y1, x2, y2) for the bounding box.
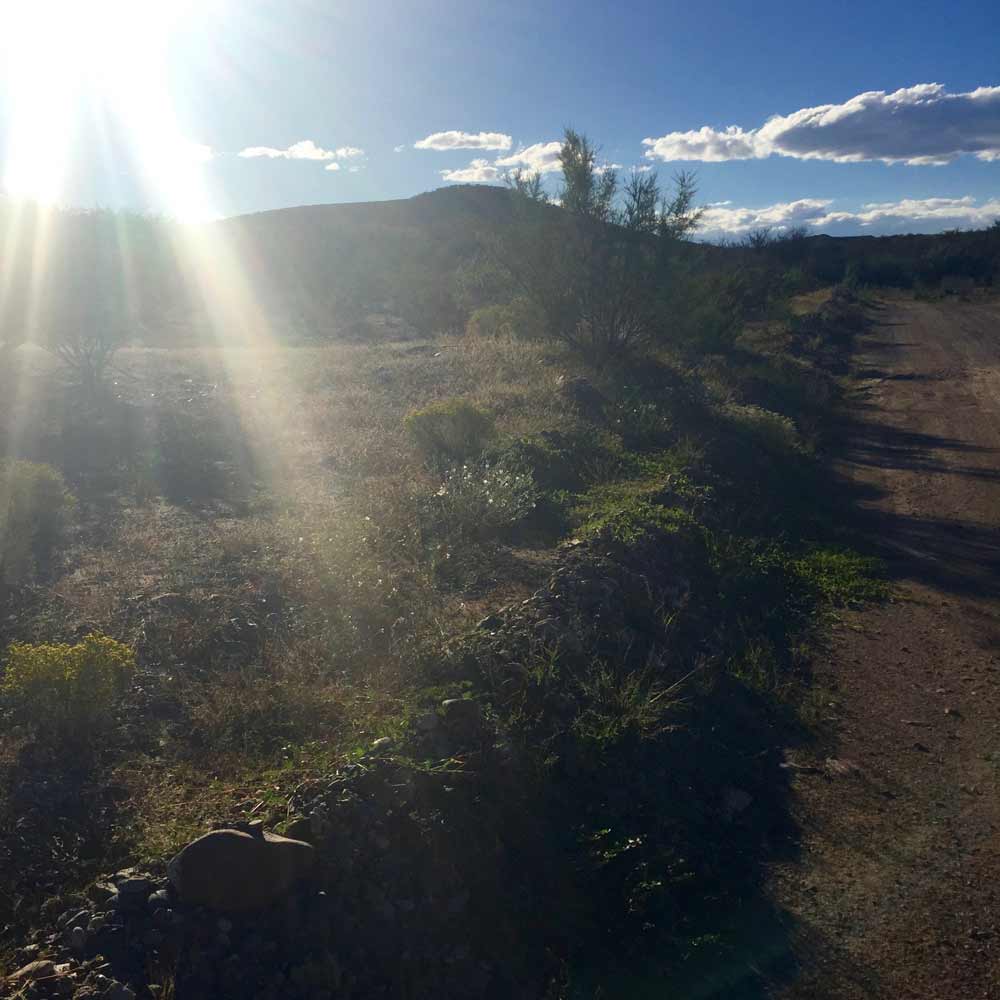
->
(466, 297, 546, 340)
(0, 459, 75, 585)
(426, 460, 538, 543)
(404, 398, 495, 466)
(573, 485, 694, 546)
(722, 402, 807, 455)
(1, 633, 135, 742)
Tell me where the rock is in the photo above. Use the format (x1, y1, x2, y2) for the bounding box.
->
(115, 879, 152, 912)
(64, 909, 91, 930)
(70, 926, 87, 952)
(413, 712, 439, 734)
(6, 959, 56, 983)
(370, 737, 393, 752)
(167, 828, 315, 912)
(108, 983, 136, 1000)
(441, 698, 484, 741)
(86, 883, 117, 906)
(116, 877, 152, 899)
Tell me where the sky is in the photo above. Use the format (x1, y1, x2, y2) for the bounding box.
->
(0, 0, 997, 237)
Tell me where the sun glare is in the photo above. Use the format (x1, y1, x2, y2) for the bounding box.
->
(1, 0, 211, 218)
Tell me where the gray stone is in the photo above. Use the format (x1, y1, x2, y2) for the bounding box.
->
(86, 883, 117, 905)
(64, 909, 91, 930)
(116, 878, 152, 899)
(414, 712, 440, 733)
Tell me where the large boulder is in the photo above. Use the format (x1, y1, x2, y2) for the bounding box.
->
(167, 828, 314, 912)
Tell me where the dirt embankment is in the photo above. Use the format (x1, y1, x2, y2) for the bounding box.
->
(773, 296, 1000, 999)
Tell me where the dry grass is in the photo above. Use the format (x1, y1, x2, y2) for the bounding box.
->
(0, 328, 582, 882)
(788, 286, 835, 316)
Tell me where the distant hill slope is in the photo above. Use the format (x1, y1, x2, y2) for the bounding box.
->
(0, 186, 996, 351)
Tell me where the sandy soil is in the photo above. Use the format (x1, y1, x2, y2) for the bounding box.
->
(771, 296, 1000, 999)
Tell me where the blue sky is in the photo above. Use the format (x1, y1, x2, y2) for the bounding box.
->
(1, 0, 997, 236)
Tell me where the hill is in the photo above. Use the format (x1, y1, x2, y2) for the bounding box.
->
(1, 187, 996, 355)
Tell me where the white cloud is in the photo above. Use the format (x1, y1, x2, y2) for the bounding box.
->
(644, 84, 1000, 165)
(324, 162, 340, 171)
(238, 140, 365, 163)
(393, 144, 406, 153)
(439, 158, 502, 183)
(414, 130, 512, 151)
(496, 140, 563, 174)
(644, 126, 762, 163)
(239, 139, 335, 160)
(696, 194, 1000, 238)
(698, 199, 833, 236)
(815, 196, 1000, 229)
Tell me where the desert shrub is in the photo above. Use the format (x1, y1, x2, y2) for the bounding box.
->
(466, 297, 546, 340)
(404, 398, 495, 467)
(722, 402, 807, 455)
(0, 633, 134, 742)
(424, 460, 538, 544)
(608, 392, 673, 450)
(0, 459, 75, 585)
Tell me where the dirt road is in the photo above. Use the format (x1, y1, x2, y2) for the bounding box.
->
(773, 296, 1000, 999)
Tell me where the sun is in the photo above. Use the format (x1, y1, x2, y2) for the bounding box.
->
(1, 0, 213, 219)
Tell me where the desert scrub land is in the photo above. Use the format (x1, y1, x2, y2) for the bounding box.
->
(0, 278, 885, 998)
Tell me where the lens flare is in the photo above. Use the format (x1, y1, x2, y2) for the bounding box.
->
(0, 0, 326, 507)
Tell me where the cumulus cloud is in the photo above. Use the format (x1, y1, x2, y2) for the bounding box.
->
(696, 194, 1000, 238)
(238, 140, 365, 163)
(239, 139, 335, 160)
(439, 158, 502, 183)
(698, 199, 833, 237)
(815, 196, 1000, 229)
(415, 130, 512, 151)
(495, 140, 563, 174)
(644, 126, 761, 162)
(393, 144, 406, 153)
(644, 84, 1000, 165)
(324, 162, 340, 172)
